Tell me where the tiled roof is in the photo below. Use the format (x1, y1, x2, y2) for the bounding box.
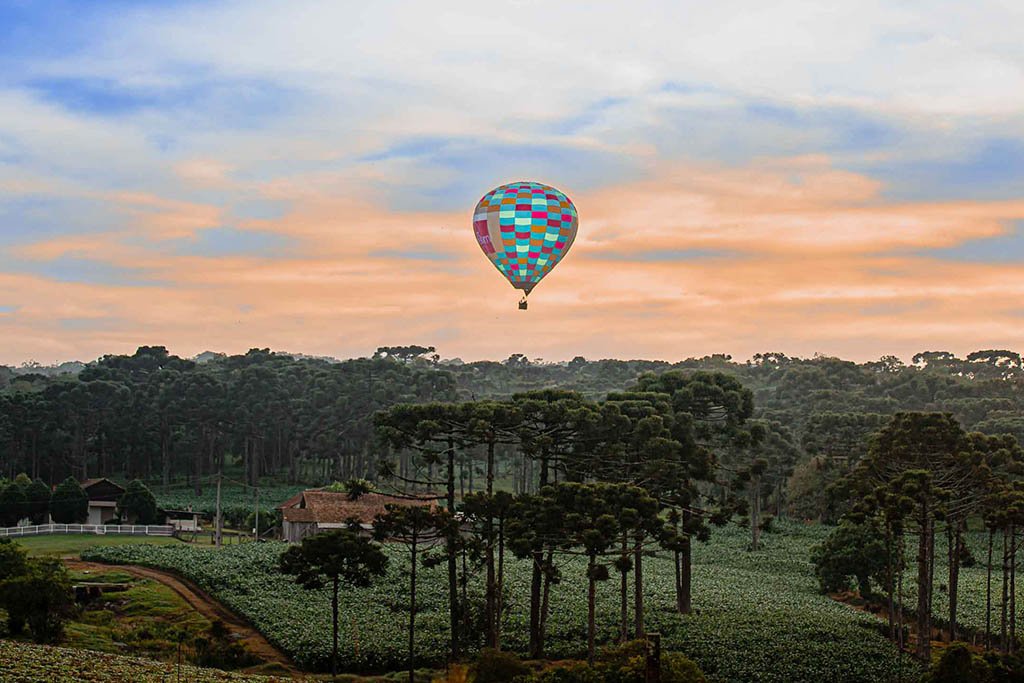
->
(280, 490, 436, 525)
(80, 478, 125, 492)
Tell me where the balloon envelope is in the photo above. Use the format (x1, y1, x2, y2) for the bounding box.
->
(473, 181, 578, 295)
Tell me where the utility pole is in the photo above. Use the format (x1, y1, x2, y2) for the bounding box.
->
(254, 486, 260, 542)
(215, 472, 223, 548)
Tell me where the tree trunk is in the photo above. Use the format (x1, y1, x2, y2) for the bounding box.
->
(897, 542, 905, 653)
(751, 475, 761, 551)
(886, 522, 895, 639)
(332, 575, 339, 677)
(485, 439, 497, 649)
(1011, 524, 1017, 653)
(587, 553, 597, 665)
(1003, 528, 1010, 653)
(619, 531, 629, 643)
(948, 521, 961, 643)
(497, 513, 506, 647)
(916, 508, 932, 661)
(161, 419, 171, 487)
(678, 511, 693, 614)
(674, 548, 682, 615)
(409, 534, 418, 683)
(446, 437, 460, 659)
(540, 548, 554, 647)
(528, 551, 543, 658)
(634, 539, 645, 638)
(528, 450, 550, 658)
(987, 528, 994, 650)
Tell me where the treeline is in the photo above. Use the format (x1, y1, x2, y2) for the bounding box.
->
(0, 346, 455, 488)
(811, 411, 1024, 671)
(296, 371, 759, 676)
(2, 345, 1024, 522)
(0, 475, 162, 527)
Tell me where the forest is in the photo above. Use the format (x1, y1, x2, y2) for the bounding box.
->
(4, 344, 1024, 682)
(2, 345, 1023, 502)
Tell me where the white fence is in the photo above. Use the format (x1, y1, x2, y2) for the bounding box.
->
(0, 523, 175, 538)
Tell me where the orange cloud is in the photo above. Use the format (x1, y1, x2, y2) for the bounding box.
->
(4, 156, 1024, 365)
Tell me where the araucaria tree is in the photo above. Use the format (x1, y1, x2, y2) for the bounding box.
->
(279, 528, 388, 676)
(841, 412, 1018, 660)
(373, 504, 452, 683)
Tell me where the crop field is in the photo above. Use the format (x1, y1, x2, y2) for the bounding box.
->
(887, 527, 1018, 640)
(151, 482, 304, 525)
(84, 522, 915, 683)
(0, 640, 289, 683)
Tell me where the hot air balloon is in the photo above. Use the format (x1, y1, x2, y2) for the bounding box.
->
(473, 181, 578, 309)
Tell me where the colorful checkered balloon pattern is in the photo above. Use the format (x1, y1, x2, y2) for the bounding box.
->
(473, 181, 578, 295)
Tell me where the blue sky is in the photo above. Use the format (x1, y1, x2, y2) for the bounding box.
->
(1, 1, 1023, 364)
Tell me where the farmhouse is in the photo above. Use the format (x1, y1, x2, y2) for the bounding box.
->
(80, 478, 125, 525)
(277, 489, 435, 543)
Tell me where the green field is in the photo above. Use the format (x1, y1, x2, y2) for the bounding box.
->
(83, 522, 916, 683)
(152, 482, 305, 525)
(12, 533, 186, 557)
(0, 640, 291, 683)
(63, 566, 214, 659)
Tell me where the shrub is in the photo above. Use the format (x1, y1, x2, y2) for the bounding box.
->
(473, 648, 530, 683)
(596, 640, 706, 683)
(118, 479, 162, 525)
(24, 479, 52, 524)
(0, 481, 27, 527)
(0, 557, 74, 643)
(191, 619, 259, 670)
(50, 477, 88, 524)
(525, 663, 604, 683)
(922, 644, 990, 683)
(809, 520, 887, 595)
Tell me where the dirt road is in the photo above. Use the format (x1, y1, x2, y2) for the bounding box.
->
(66, 559, 296, 674)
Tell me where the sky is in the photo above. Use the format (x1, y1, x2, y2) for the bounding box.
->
(1, 0, 1024, 365)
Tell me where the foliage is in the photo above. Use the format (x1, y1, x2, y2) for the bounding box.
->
(809, 520, 887, 595)
(24, 477, 52, 524)
(50, 476, 88, 524)
(83, 523, 912, 682)
(522, 663, 604, 683)
(0, 479, 27, 526)
(473, 648, 530, 683)
(191, 619, 260, 670)
(118, 479, 161, 524)
(153, 482, 302, 528)
(0, 639, 290, 682)
(0, 537, 29, 579)
(595, 640, 706, 683)
(280, 528, 389, 674)
(921, 644, 992, 683)
(0, 555, 74, 642)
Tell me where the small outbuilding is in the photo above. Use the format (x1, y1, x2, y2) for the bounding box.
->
(277, 489, 435, 543)
(163, 508, 202, 532)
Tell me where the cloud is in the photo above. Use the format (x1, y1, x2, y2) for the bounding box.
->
(0, 255, 167, 287)
(168, 227, 296, 258)
(914, 220, 1024, 263)
(368, 247, 458, 262)
(1, 1, 1024, 363)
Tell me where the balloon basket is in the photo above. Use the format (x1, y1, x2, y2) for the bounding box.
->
(518, 297, 528, 310)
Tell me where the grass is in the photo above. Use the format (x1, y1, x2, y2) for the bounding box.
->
(11, 533, 185, 558)
(60, 566, 213, 660)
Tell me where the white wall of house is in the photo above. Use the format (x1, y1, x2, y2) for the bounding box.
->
(86, 501, 117, 526)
